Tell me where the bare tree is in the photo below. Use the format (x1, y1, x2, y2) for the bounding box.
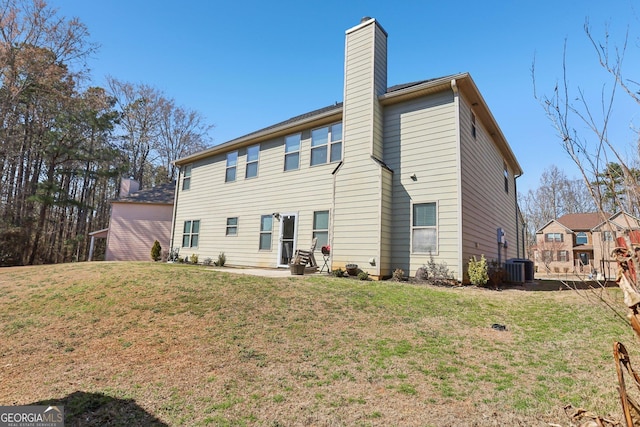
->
(108, 79, 213, 188)
(107, 77, 162, 188)
(533, 20, 639, 216)
(155, 98, 212, 183)
(519, 164, 596, 248)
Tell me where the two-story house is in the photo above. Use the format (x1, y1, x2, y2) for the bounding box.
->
(534, 211, 640, 279)
(169, 17, 524, 280)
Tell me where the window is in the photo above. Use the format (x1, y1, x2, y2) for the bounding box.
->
(545, 233, 563, 242)
(226, 151, 237, 182)
(471, 112, 477, 139)
(259, 215, 272, 250)
(603, 231, 615, 242)
(246, 145, 259, 179)
(182, 220, 199, 247)
(576, 232, 588, 245)
(313, 211, 329, 248)
(503, 162, 509, 193)
(543, 250, 553, 262)
(412, 202, 437, 253)
(182, 164, 192, 190)
(284, 134, 300, 171)
(226, 217, 238, 236)
(557, 250, 568, 262)
(310, 123, 342, 166)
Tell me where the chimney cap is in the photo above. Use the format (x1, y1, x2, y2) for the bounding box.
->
(360, 16, 372, 23)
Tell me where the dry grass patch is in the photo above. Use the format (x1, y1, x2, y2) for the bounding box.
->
(0, 262, 636, 426)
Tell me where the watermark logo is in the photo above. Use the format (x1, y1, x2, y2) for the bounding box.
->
(0, 405, 64, 427)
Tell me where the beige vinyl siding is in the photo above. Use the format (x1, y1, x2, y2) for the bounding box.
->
(459, 95, 519, 278)
(383, 91, 460, 277)
(329, 19, 388, 275)
(172, 131, 335, 267)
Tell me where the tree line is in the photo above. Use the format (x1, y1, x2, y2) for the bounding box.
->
(0, 0, 211, 266)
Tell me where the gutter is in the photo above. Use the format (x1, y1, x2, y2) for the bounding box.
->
(169, 173, 180, 253)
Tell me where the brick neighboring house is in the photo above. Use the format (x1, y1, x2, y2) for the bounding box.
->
(534, 212, 640, 279)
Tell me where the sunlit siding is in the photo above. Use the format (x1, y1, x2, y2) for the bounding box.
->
(459, 95, 518, 277)
(331, 20, 387, 275)
(172, 129, 337, 267)
(383, 91, 461, 277)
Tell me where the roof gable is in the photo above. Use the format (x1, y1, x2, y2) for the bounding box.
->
(555, 212, 609, 231)
(114, 182, 175, 205)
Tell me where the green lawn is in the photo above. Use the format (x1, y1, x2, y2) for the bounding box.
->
(0, 262, 635, 426)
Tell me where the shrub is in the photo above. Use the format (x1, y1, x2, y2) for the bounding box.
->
(150, 240, 162, 261)
(215, 252, 226, 267)
(190, 253, 199, 264)
(203, 257, 213, 266)
(468, 255, 489, 287)
(414, 266, 428, 281)
(392, 268, 406, 281)
(357, 271, 369, 281)
(427, 254, 453, 280)
(332, 268, 345, 277)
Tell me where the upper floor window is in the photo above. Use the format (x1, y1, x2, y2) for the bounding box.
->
(503, 162, 509, 193)
(226, 217, 238, 236)
(182, 220, 199, 247)
(259, 215, 272, 250)
(310, 123, 342, 166)
(603, 231, 615, 242)
(313, 210, 329, 248)
(545, 233, 563, 242)
(246, 145, 259, 179)
(412, 202, 437, 253)
(576, 232, 588, 245)
(226, 152, 238, 182)
(284, 134, 301, 171)
(182, 164, 192, 190)
(471, 112, 477, 139)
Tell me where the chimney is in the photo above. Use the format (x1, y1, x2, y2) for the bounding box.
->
(119, 178, 140, 198)
(343, 17, 387, 159)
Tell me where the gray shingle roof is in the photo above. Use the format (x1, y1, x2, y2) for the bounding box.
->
(115, 182, 175, 204)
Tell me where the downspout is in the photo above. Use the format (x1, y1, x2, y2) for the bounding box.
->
(515, 174, 520, 258)
(169, 166, 181, 254)
(451, 78, 463, 283)
(330, 161, 344, 271)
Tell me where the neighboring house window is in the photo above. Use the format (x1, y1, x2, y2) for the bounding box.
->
(246, 145, 259, 179)
(182, 164, 192, 190)
(226, 217, 238, 236)
(603, 231, 614, 242)
(545, 233, 563, 242)
(259, 215, 272, 250)
(543, 250, 553, 262)
(226, 152, 238, 182)
(284, 134, 301, 171)
(557, 250, 568, 262)
(503, 162, 509, 193)
(313, 210, 329, 248)
(310, 123, 342, 166)
(412, 202, 437, 253)
(182, 220, 199, 247)
(576, 232, 588, 245)
(471, 112, 476, 139)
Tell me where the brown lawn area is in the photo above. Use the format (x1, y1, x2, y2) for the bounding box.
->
(0, 262, 636, 426)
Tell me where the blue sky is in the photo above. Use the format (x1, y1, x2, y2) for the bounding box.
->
(51, 0, 640, 195)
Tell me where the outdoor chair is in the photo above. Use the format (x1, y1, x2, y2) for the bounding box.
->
(292, 238, 318, 271)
